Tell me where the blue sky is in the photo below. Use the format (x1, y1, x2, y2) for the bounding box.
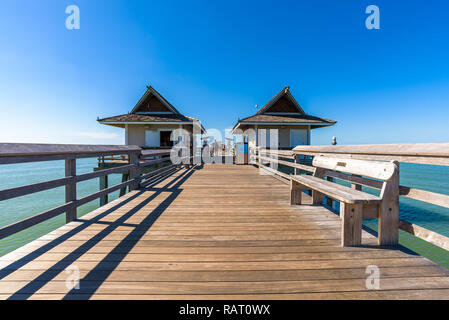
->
(0, 0, 448, 145)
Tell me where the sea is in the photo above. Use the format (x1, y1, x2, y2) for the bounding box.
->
(0, 159, 448, 269)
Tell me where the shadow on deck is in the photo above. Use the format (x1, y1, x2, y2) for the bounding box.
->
(0, 164, 448, 300)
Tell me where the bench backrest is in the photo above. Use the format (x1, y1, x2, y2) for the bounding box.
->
(312, 156, 396, 181)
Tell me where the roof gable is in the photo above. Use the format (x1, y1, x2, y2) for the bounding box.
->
(131, 86, 181, 114)
(135, 95, 172, 113)
(257, 87, 305, 115)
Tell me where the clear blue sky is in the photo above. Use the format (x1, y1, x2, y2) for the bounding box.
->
(0, 0, 448, 145)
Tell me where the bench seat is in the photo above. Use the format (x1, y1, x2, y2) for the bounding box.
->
(291, 175, 381, 204)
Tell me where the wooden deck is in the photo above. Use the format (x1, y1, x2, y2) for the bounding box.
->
(0, 164, 448, 300)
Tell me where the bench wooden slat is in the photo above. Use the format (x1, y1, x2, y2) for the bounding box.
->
(291, 175, 381, 204)
(313, 156, 396, 181)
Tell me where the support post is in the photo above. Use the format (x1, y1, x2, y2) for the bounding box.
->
(100, 175, 108, 206)
(378, 161, 400, 246)
(294, 154, 300, 175)
(120, 173, 129, 196)
(311, 190, 323, 205)
(326, 176, 334, 207)
(290, 180, 302, 205)
(129, 152, 140, 191)
(341, 202, 363, 246)
(65, 158, 77, 223)
(311, 167, 325, 205)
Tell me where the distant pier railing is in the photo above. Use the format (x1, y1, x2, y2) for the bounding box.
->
(253, 143, 449, 251)
(0, 143, 181, 241)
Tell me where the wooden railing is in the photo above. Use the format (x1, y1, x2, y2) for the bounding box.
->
(0, 143, 181, 240)
(252, 143, 449, 251)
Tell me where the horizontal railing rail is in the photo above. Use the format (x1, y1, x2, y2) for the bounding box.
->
(0, 143, 185, 241)
(253, 143, 449, 251)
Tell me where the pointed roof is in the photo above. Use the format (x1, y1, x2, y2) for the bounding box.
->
(98, 86, 206, 133)
(130, 86, 181, 114)
(231, 87, 336, 133)
(257, 86, 305, 115)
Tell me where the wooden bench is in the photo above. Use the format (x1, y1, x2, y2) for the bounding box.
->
(290, 156, 399, 247)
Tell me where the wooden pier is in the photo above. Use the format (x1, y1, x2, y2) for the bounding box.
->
(1, 163, 449, 299)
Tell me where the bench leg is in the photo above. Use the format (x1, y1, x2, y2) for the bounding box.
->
(341, 203, 363, 247)
(378, 165, 399, 246)
(378, 199, 399, 246)
(290, 180, 302, 205)
(311, 190, 323, 205)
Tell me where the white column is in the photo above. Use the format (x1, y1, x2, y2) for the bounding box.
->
(255, 125, 258, 147)
(125, 124, 129, 145)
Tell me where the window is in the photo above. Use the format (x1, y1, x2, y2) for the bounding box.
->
(160, 131, 173, 147)
(290, 129, 308, 147)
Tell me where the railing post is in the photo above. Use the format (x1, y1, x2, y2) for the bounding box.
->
(294, 154, 300, 175)
(129, 152, 140, 190)
(65, 158, 77, 223)
(326, 176, 334, 207)
(99, 175, 108, 206)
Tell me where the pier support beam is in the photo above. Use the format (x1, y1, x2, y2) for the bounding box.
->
(326, 176, 334, 208)
(100, 175, 109, 206)
(129, 152, 139, 191)
(119, 173, 129, 196)
(65, 159, 77, 223)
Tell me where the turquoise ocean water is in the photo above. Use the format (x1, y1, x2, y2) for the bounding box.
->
(0, 160, 448, 269)
(0, 158, 123, 256)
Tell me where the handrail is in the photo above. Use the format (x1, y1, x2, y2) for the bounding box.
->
(293, 142, 449, 166)
(0, 143, 141, 164)
(255, 145, 449, 252)
(0, 144, 181, 240)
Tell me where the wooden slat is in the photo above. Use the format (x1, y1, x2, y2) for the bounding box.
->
(140, 150, 171, 158)
(0, 143, 142, 164)
(313, 156, 395, 180)
(399, 220, 449, 251)
(256, 162, 290, 180)
(140, 157, 171, 167)
(399, 186, 449, 209)
(325, 170, 383, 190)
(0, 177, 72, 201)
(77, 164, 136, 182)
(0, 202, 76, 240)
(291, 175, 382, 204)
(258, 149, 294, 159)
(293, 142, 449, 166)
(256, 155, 314, 172)
(0, 179, 137, 240)
(0, 143, 141, 157)
(0, 164, 136, 202)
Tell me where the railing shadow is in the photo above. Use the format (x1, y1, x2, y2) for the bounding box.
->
(5, 165, 199, 300)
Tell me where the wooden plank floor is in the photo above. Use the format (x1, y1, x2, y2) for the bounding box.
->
(0, 164, 448, 300)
